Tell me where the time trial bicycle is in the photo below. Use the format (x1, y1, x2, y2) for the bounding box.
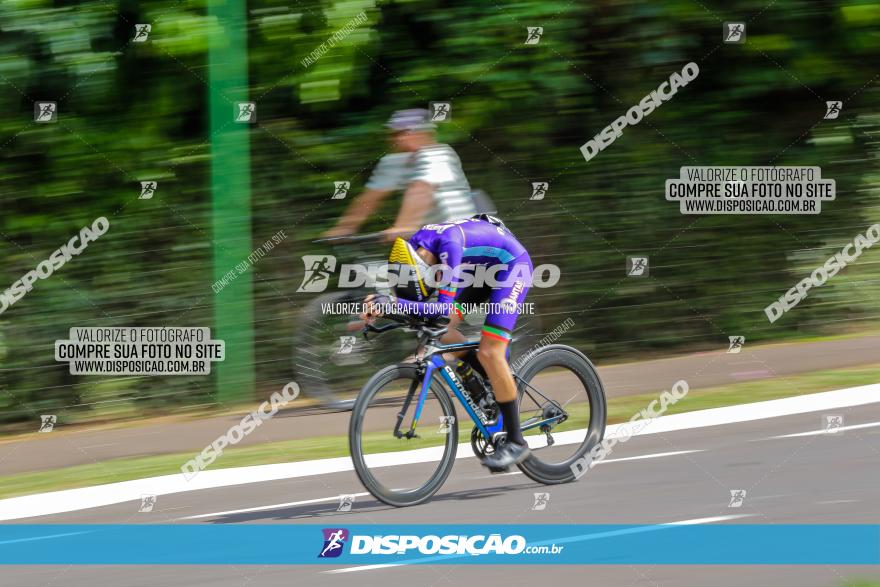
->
(349, 313, 606, 507)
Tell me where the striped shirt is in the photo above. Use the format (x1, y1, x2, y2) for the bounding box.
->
(365, 144, 476, 223)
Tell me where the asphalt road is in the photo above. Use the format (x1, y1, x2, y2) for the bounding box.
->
(2, 333, 878, 476)
(5, 395, 879, 586)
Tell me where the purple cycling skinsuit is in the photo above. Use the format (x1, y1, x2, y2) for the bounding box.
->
(392, 217, 533, 341)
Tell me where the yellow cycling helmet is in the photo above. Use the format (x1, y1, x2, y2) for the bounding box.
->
(387, 237, 434, 301)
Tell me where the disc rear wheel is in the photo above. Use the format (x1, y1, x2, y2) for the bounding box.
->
(513, 345, 606, 484)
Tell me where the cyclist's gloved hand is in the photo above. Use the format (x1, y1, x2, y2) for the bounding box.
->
(360, 293, 384, 322)
(361, 294, 402, 323)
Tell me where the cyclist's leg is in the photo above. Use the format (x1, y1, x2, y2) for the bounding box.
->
(440, 285, 491, 368)
(479, 257, 532, 449)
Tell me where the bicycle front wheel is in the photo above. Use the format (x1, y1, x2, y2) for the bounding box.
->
(349, 363, 459, 507)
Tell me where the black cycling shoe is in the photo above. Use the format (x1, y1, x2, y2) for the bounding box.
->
(486, 463, 509, 474)
(480, 441, 530, 471)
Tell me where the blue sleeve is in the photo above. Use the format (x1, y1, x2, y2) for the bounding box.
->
(392, 226, 464, 318)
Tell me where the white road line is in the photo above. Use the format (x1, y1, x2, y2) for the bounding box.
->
(322, 514, 754, 574)
(475, 471, 523, 478)
(2, 383, 878, 521)
(190, 451, 702, 518)
(474, 450, 702, 479)
(769, 420, 880, 439)
(816, 499, 860, 505)
(326, 563, 405, 573)
(178, 492, 371, 520)
(667, 514, 753, 525)
(593, 449, 701, 464)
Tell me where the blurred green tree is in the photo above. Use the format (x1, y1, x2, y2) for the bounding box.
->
(0, 0, 878, 426)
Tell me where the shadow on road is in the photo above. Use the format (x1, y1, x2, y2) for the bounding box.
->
(203, 482, 539, 523)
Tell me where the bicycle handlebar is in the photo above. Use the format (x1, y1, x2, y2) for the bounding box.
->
(361, 314, 450, 342)
(361, 321, 404, 338)
(313, 232, 385, 245)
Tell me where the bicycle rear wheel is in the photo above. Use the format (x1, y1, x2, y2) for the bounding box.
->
(513, 344, 606, 484)
(349, 363, 459, 507)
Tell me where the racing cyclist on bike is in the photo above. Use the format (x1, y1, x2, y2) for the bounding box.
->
(323, 109, 477, 242)
(361, 214, 533, 471)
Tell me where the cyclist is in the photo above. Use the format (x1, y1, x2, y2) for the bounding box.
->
(361, 214, 533, 471)
(322, 109, 477, 242)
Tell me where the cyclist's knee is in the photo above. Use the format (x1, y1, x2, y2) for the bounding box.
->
(477, 338, 507, 367)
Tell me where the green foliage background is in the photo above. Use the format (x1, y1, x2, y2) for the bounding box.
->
(1, 0, 879, 426)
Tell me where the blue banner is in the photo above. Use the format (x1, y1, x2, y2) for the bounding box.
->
(0, 524, 878, 565)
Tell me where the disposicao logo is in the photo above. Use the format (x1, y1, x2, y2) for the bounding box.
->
(318, 528, 349, 558)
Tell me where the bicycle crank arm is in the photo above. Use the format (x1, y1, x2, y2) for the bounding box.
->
(539, 424, 555, 446)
